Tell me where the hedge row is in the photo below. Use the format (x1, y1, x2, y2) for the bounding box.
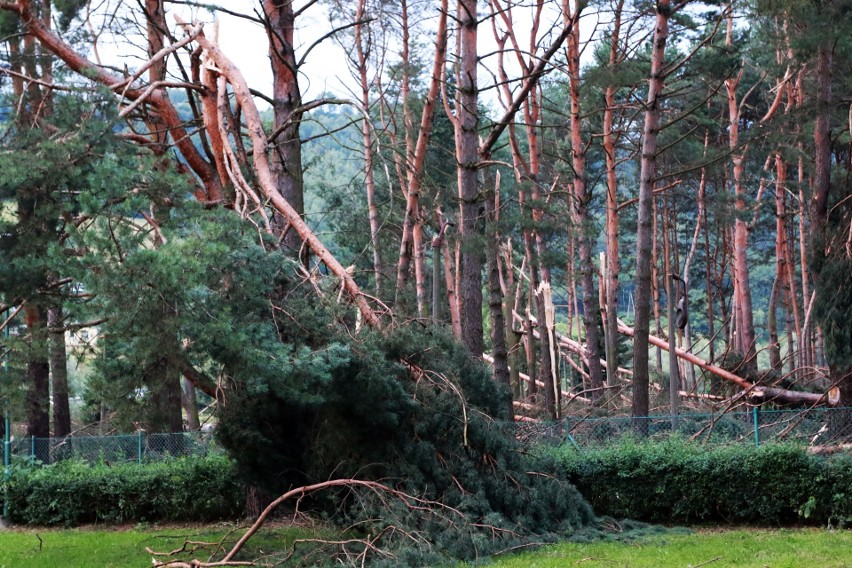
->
(4, 454, 245, 526)
(553, 440, 852, 526)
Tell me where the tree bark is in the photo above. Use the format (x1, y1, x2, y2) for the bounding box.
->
(602, 0, 624, 391)
(618, 320, 838, 407)
(263, 0, 306, 259)
(485, 177, 511, 416)
(47, 305, 71, 437)
(565, 0, 603, 405)
(662, 197, 679, 415)
(632, 0, 670, 422)
(176, 17, 381, 328)
(353, 0, 383, 295)
(0, 0, 224, 201)
(181, 377, 201, 431)
(725, 7, 756, 369)
(455, 0, 483, 356)
(24, 303, 50, 455)
(394, 0, 449, 310)
(652, 196, 663, 373)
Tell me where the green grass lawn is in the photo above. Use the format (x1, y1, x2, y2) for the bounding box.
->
(0, 525, 849, 567)
(484, 528, 852, 567)
(0, 523, 315, 568)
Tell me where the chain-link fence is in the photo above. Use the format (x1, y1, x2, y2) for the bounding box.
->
(561, 407, 852, 448)
(4, 408, 851, 468)
(5, 430, 219, 466)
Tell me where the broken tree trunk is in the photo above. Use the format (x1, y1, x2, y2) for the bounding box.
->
(175, 18, 379, 328)
(483, 354, 592, 405)
(616, 319, 839, 407)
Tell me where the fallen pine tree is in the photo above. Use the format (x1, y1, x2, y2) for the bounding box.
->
(615, 319, 840, 407)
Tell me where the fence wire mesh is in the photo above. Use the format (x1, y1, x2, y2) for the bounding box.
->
(4, 408, 852, 467)
(7, 431, 218, 466)
(562, 407, 852, 448)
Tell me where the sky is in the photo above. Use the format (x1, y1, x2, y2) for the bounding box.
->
(163, 1, 609, 111)
(87, 1, 615, 113)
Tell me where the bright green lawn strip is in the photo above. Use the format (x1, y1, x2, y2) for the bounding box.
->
(0, 523, 317, 568)
(482, 528, 852, 568)
(1, 526, 849, 567)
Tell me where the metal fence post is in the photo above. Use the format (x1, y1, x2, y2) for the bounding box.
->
(3, 410, 9, 519)
(30, 436, 35, 465)
(753, 406, 760, 448)
(138, 430, 144, 464)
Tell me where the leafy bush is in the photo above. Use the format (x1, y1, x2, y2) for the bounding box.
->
(5, 454, 244, 526)
(552, 439, 852, 526)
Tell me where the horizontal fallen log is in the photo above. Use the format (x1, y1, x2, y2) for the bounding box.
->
(616, 319, 839, 407)
(679, 391, 728, 402)
(514, 415, 540, 423)
(808, 444, 852, 455)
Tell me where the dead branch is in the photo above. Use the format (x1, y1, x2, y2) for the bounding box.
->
(215, 479, 462, 563)
(0, 0, 223, 200)
(174, 16, 380, 328)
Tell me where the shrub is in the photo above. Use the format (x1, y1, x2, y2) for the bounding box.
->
(4, 454, 244, 526)
(552, 439, 852, 526)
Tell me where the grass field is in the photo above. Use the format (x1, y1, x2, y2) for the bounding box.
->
(0, 525, 849, 567)
(0, 523, 315, 568)
(486, 528, 852, 567)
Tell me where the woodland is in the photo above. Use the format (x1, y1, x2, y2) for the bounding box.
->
(1, 0, 852, 563)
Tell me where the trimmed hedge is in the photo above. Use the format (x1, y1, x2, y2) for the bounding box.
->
(553, 440, 852, 526)
(4, 454, 245, 526)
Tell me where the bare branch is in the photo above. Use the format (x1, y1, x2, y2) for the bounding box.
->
(174, 16, 381, 328)
(478, 21, 573, 158)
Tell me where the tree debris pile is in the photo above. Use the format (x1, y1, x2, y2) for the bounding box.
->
(215, 289, 595, 564)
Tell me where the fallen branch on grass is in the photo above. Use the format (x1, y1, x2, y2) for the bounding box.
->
(147, 478, 465, 567)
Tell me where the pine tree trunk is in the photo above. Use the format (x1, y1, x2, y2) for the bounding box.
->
(395, 0, 448, 307)
(25, 303, 50, 460)
(181, 378, 201, 431)
(662, 197, 679, 413)
(264, 0, 306, 261)
(354, 0, 383, 295)
(455, 0, 483, 356)
(772, 153, 790, 372)
(724, 7, 756, 369)
(48, 305, 71, 438)
(566, 0, 603, 404)
(500, 249, 522, 398)
(680, 133, 707, 389)
(485, 181, 511, 417)
(632, 0, 670, 422)
(768, 276, 782, 371)
(602, 0, 624, 391)
(652, 197, 663, 373)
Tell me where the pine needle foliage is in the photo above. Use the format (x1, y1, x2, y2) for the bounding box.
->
(215, 293, 596, 564)
(77, 201, 595, 563)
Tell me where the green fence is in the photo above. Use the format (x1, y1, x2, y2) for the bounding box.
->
(561, 407, 852, 448)
(4, 430, 218, 467)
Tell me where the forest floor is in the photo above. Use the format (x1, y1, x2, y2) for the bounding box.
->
(0, 524, 848, 567)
